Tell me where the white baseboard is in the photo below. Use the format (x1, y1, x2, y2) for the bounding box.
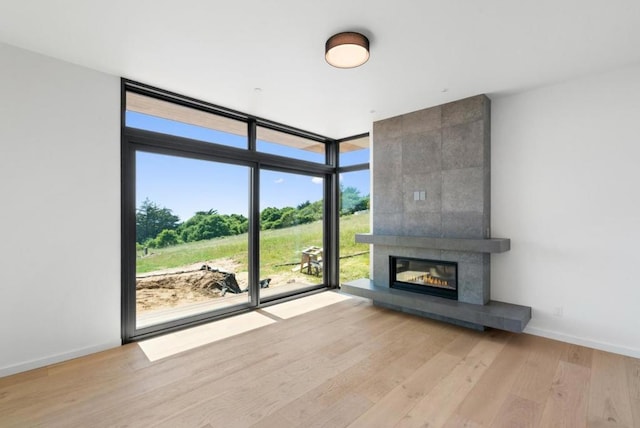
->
(0, 339, 121, 378)
(524, 326, 640, 359)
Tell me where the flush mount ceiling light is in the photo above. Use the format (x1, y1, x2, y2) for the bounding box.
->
(325, 32, 370, 68)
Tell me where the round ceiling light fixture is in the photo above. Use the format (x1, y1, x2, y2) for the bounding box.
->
(325, 32, 370, 69)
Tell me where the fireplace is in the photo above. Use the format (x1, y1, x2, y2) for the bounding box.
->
(342, 97, 531, 332)
(390, 256, 458, 300)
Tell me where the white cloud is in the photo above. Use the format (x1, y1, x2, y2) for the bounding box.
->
(274, 178, 284, 184)
(311, 177, 323, 184)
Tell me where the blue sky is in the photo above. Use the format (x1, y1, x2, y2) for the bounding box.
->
(129, 112, 369, 221)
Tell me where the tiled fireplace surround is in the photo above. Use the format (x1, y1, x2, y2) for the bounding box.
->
(343, 95, 531, 332)
(374, 95, 491, 304)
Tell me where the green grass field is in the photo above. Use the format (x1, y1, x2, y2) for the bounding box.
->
(137, 212, 370, 283)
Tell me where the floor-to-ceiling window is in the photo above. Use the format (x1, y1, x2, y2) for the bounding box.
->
(338, 134, 371, 283)
(121, 81, 338, 341)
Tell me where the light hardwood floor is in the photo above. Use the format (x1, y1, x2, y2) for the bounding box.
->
(1, 293, 638, 427)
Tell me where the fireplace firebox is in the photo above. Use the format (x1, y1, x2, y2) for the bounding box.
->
(390, 256, 458, 300)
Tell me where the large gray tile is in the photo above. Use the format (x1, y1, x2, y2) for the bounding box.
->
(442, 95, 488, 127)
(402, 172, 441, 213)
(402, 105, 442, 134)
(483, 165, 491, 228)
(372, 141, 401, 186)
(373, 115, 402, 140)
(372, 135, 402, 173)
(401, 129, 442, 174)
(371, 177, 403, 216)
(442, 167, 485, 213)
(483, 110, 491, 168)
(457, 261, 488, 305)
(372, 249, 390, 287)
(442, 120, 485, 170)
(441, 212, 486, 238)
(403, 212, 442, 236)
(372, 211, 403, 234)
(483, 254, 491, 302)
(371, 179, 401, 202)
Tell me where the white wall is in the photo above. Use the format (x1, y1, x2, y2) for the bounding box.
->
(492, 63, 640, 358)
(0, 43, 121, 376)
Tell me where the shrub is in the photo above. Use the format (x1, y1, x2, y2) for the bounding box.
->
(153, 229, 180, 248)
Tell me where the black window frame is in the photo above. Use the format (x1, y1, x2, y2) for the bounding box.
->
(121, 79, 368, 342)
(336, 133, 371, 284)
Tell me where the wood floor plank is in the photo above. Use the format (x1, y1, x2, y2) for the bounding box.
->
(630, 397, 640, 428)
(443, 413, 483, 428)
(626, 355, 640, 400)
(587, 350, 634, 428)
(305, 392, 373, 428)
(627, 356, 640, 427)
(138, 311, 277, 361)
(564, 343, 594, 368)
(1, 293, 639, 428)
(454, 332, 529, 426)
(0, 367, 49, 390)
(440, 329, 483, 358)
(352, 326, 455, 404)
(347, 351, 461, 427)
(259, 290, 352, 319)
(509, 335, 568, 404)
(491, 393, 543, 428)
(538, 360, 590, 427)
(394, 332, 509, 428)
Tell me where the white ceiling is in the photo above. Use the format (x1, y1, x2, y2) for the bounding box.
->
(1, 0, 639, 139)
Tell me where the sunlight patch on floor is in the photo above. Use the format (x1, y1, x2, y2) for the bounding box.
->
(138, 311, 276, 361)
(260, 291, 352, 319)
(138, 292, 352, 361)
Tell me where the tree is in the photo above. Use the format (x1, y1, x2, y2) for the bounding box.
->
(227, 213, 249, 234)
(340, 186, 363, 214)
(296, 200, 311, 210)
(296, 200, 323, 224)
(136, 198, 180, 244)
(179, 210, 248, 242)
(260, 206, 283, 230)
(353, 195, 370, 212)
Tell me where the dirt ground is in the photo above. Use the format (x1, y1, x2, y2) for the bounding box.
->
(135, 258, 313, 313)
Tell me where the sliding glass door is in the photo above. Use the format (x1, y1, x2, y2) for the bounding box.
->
(259, 169, 325, 302)
(134, 152, 253, 329)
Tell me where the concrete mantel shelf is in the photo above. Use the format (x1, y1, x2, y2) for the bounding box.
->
(355, 233, 510, 253)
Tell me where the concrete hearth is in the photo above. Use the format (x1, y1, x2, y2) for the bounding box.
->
(341, 279, 530, 333)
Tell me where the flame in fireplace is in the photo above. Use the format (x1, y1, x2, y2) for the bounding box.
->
(412, 274, 450, 287)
